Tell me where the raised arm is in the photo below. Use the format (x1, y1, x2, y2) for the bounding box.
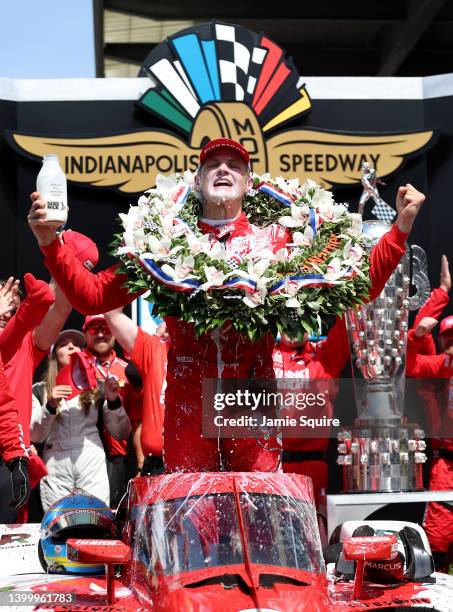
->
(104, 307, 138, 356)
(33, 280, 72, 352)
(368, 184, 425, 302)
(0, 274, 55, 363)
(28, 192, 138, 314)
(406, 317, 453, 378)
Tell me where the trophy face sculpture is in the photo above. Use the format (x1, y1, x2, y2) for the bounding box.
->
(337, 166, 430, 492)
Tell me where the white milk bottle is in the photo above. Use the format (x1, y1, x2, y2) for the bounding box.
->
(36, 154, 68, 226)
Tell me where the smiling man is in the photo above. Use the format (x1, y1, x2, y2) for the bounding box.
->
(28, 138, 425, 473)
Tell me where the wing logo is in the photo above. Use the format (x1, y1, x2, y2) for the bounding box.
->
(8, 21, 434, 194)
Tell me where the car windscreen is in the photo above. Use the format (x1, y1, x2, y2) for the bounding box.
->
(134, 492, 323, 576)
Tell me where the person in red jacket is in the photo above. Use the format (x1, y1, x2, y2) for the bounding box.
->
(0, 284, 32, 512)
(0, 273, 57, 522)
(104, 308, 168, 475)
(27, 138, 425, 473)
(407, 312, 453, 563)
(412, 254, 450, 356)
(273, 317, 349, 504)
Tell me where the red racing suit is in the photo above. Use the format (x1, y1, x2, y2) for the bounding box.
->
(0, 353, 27, 464)
(273, 318, 349, 502)
(40, 217, 408, 472)
(407, 326, 453, 553)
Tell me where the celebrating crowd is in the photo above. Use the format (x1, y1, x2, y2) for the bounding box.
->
(0, 138, 451, 562)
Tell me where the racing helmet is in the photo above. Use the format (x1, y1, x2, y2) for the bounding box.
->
(39, 490, 115, 574)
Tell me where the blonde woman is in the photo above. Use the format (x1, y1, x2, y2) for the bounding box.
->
(31, 329, 131, 510)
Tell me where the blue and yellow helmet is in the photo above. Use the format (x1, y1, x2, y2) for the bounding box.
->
(39, 491, 115, 574)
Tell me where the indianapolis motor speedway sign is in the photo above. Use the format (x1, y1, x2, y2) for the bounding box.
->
(7, 21, 433, 194)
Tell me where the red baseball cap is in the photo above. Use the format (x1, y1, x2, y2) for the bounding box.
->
(199, 138, 250, 166)
(61, 230, 99, 270)
(440, 315, 453, 335)
(82, 314, 108, 332)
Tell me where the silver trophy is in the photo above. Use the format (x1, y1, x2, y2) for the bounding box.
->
(338, 169, 431, 492)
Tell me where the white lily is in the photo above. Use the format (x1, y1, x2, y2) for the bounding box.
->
(159, 209, 177, 236)
(187, 233, 212, 256)
(160, 256, 196, 282)
(343, 240, 363, 263)
(208, 240, 227, 261)
(253, 172, 270, 183)
(278, 203, 310, 228)
(275, 175, 299, 195)
(249, 259, 270, 277)
(324, 257, 345, 281)
(174, 255, 195, 278)
(202, 266, 234, 290)
(315, 194, 335, 220)
(116, 230, 136, 256)
(243, 290, 266, 309)
(292, 225, 314, 246)
(133, 228, 147, 252)
(119, 207, 143, 232)
(272, 248, 289, 262)
(346, 213, 363, 237)
(155, 173, 178, 199)
(285, 297, 301, 308)
(147, 234, 183, 260)
(332, 203, 348, 219)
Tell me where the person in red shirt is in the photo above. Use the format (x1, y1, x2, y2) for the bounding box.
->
(0, 305, 30, 512)
(0, 273, 57, 522)
(407, 309, 453, 562)
(82, 314, 134, 506)
(412, 254, 450, 356)
(273, 318, 349, 504)
(27, 138, 425, 473)
(104, 308, 168, 475)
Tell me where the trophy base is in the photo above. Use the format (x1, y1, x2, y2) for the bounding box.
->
(337, 420, 427, 493)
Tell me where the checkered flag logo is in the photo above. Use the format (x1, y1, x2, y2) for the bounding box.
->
(138, 20, 311, 135)
(371, 198, 396, 224)
(215, 23, 266, 101)
(144, 220, 159, 232)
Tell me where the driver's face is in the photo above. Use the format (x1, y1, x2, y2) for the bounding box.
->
(196, 149, 251, 205)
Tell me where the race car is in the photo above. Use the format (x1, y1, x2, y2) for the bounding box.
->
(0, 472, 452, 611)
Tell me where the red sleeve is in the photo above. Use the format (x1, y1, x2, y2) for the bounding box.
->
(412, 288, 449, 356)
(368, 224, 407, 302)
(415, 288, 449, 324)
(0, 290, 54, 364)
(406, 329, 453, 378)
(315, 316, 350, 377)
(132, 328, 167, 457)
(41, 238, 138, 314)
(131, 327, 155, 373)
(0, 356, 27, 463)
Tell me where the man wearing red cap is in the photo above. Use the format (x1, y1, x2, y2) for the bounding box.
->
(406, 260, 453, 562)
(28, 138, 426, 473)
(82, 314, 133, 506)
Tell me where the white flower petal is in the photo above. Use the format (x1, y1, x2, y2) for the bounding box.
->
(285, 297, 301, 308)
(278, 216, 302, 228)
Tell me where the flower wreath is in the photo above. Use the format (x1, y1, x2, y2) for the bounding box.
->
(112, 173, 371, 341)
